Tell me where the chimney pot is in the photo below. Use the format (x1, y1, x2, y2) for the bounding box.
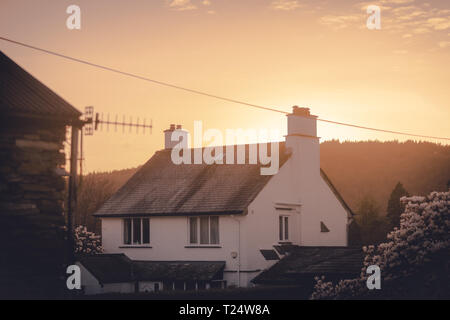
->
(164, 123, 188, 149)
(292, 106, 310, 116)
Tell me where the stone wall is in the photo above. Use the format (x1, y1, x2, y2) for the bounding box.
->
(0, 118, 69, 298)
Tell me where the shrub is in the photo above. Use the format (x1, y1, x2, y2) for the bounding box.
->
(311, 190, 450, 299)
(74, 225, 103, 255)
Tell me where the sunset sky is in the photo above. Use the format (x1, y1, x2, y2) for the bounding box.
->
(1, 0, 449, 172)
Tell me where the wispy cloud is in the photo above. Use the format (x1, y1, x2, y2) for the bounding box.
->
(319, 14, 361, 30)
(270, 0, 303, 11)
(169, 0, 197, 11)
(168, 0, 214, 12)
(317, 1, 450, 49)
(438, 40, 450, 48)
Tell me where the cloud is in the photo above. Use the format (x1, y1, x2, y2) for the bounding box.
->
(319, 14, 361, 30)
(169, 0, 197, 11)
(438, 41, 450, 48)
(426, 17, 450, 31)
(381, 0, 414, 4)
(328, 0, 450, 43)
(270, 0, 303, 11)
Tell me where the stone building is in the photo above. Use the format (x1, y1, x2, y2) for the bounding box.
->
(0, 51, 81, 297)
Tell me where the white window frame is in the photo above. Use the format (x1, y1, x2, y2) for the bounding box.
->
(122, 217, 150, 246)
(187, 216, 220, 246)
(279, 215, 290, 242)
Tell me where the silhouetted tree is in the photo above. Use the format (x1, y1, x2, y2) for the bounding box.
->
(74, 167, 139, 234)
(348, 219, 362, 246)
(386, 182, 409, 228)
(356, 196, 389, 245)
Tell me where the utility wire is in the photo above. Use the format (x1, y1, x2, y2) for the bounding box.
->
(1, 36, 448, 141)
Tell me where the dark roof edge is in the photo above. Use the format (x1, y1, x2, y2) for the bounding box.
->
(76, 254, 128, 285)
(3, 111, 82, 124)
(94, 210, 245, 218)
(320, 168, 355, 219)
(0, 51, 82, 118)
(133, 260, 226, 263)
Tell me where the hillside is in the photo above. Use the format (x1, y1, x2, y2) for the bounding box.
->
(321, 140, 450, 211)
(77, 140, 450, 233)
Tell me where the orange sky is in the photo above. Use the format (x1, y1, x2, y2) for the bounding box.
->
(1, 0, 449, 172)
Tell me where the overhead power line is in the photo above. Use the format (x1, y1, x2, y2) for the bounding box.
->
(1, 36, 448, 141)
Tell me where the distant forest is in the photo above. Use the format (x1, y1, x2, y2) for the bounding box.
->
(76, 140, 450, 237)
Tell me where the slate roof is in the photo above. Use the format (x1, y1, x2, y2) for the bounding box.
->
(133, 260, 225, 281)
(0, 51, 81, 120)
(252, 246, 364, 285)
(77, 254, 134, 284)
(94, 143, 291, 217)
(260, 249, 280, 261)
(77, 254, 225, 284)
(94, 143, 354, 218)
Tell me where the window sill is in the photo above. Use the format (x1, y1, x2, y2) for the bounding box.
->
(119, 245, 152, 248)
(184, 245, 222, 248)
(278, 241, 292, 245)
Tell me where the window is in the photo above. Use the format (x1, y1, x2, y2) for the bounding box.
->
(189, 217, 198, 243)
(189, 216, 219, 245)
(123, 218, 150, 245)
(279, 216, 289, 241)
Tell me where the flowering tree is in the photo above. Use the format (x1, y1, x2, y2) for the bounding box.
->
(74, 225, 103, 255)
(311, 190, 450, 299)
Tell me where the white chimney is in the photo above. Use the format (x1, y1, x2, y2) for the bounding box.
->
(164, 124, 189, 149)
(285, 106, 320, 177)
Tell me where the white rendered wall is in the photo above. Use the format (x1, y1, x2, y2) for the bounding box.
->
(101, 215, 246, 287)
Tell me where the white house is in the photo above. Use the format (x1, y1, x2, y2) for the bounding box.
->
(79, 107, 355, 294)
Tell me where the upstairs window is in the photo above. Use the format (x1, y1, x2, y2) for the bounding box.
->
(189, 216, 219, 245)
(279, 216, 289, 241)
(123, 218, 150, 245)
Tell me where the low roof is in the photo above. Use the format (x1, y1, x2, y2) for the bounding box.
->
(77, 254, 134, 284)
(94, 143, 291, 217)
(77, 254, 225, 284)
(133, 261, 225, 282)
(252, 246, 363, 285)
(0, 51, 81, 120)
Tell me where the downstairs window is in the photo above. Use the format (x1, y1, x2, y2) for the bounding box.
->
(189, 216, 219, 245)
(123, 218, 150, 245)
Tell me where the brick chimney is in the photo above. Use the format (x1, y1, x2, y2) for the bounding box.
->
(164, 124, 189, 149)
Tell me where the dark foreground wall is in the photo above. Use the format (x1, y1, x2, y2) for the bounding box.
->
(0, 118, 68, 298)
